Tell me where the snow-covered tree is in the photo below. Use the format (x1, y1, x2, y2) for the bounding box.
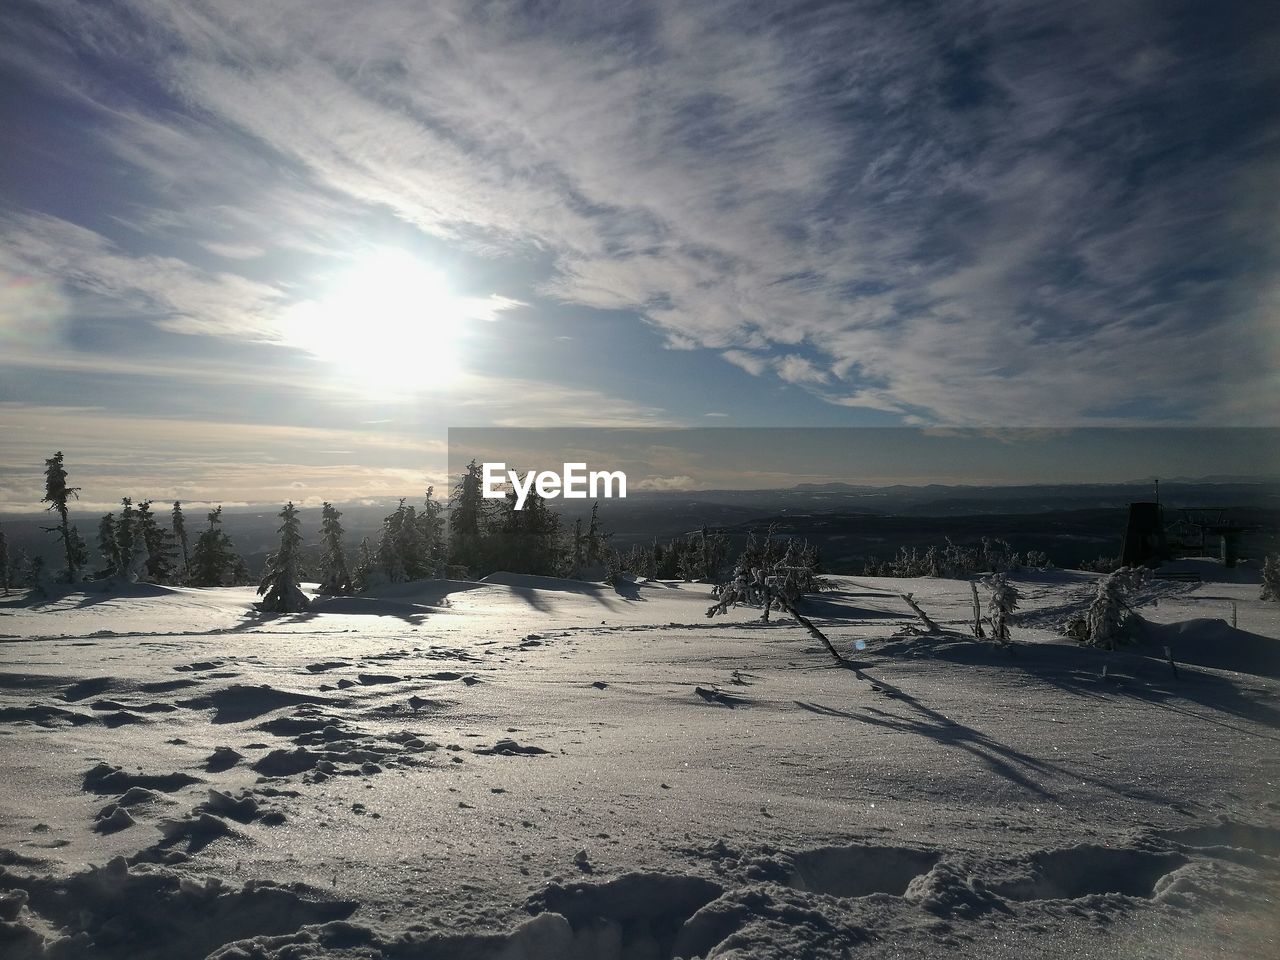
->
(485, 477, 562, 576)
(569, 517, 585, 577)
(1024, 550, 1053, 571)
(125, 531, 150, 584)
(1082, 567, 1147, 649)
(373, 501, 412, 584)
(1261, 554, 1280, 602)
(171, 501, 190, 583)
(189, 506, 242, 587)
(448, 460, 486, 573)
(317, 502, 352, 596)
(137, 500, 176, 583)
(41, 451, 87, 583)
(982, 573, 1020, 647)
(351, 537, 375, 592)
(116, 498, 136, 575)
(584, 501, 610, 568)
(24, 553, 49, 598)
(97, 513, 122, 579)
(257, 502, 310, 613)
(708, 530, 827, 621)
(417, 486, 444, 563)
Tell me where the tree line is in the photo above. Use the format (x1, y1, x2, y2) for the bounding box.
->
(2, 453, 628, 600)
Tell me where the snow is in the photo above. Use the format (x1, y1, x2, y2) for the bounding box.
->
(1, 565, 1278, 958)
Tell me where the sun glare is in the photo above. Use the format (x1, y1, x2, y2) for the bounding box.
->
(285, 249, 468, 391)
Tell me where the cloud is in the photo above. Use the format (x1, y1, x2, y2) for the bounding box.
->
(775, 355, 828, 385)
(632, 475, 700, 492)
(0, 403, 449, 513)
(2, 0, 1276, 427)
(0, 212, 287, 342)
(721, 350, 767, 376)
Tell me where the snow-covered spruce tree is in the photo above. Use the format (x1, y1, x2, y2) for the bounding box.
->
(448, 460, 486, 574)
(584, 501, 611, 568)
(97, 513, 122, 579)
(417, 486, 445, 571)
(136, 500, 176, 583)
(373, 501, 411, 584)
(351, 537, 374, 592)
(485, 478, 562, 576)
(125, 527, 150, 583)
(257, 502, 310, 613)
(569, 517, 584, 578)
(317, 502, 352, 595)
(693, 525, 731, 581)
(116, 498, 136, 575)
(982, 573, 1020, 647)
(171, 501, 190, 583)
(1082, 567, 1147, 650)
(25, 554, 50, 598)
(189, 506, 240, 587)
(41, 451, 87, 583)
(1261, 554, 1280, 602)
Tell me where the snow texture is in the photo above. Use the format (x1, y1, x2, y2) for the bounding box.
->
(1, 559, 1278, 958)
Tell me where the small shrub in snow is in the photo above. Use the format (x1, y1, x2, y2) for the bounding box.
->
(863, 537, 1025, 578)
(982, 573, 1020, 647)
(1261, 554, 1280, 602)
(1079, 554, 1121, 574)
(708, 530, 828, 621)
(1081, 567, 1148, 649)
(1024, 550, 1053, 571)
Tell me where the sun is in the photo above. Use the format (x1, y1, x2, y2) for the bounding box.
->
(284, 249, 469, 390)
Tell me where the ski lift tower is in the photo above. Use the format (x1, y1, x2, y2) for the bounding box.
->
(1173, 508, 1257, 568)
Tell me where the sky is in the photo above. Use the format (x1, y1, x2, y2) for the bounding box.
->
(1, 1, 1277, 511)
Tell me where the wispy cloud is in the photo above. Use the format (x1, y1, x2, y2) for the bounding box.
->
(2, 0, 1276, 429)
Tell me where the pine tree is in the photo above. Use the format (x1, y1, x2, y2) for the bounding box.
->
(569, 517, 584, 577)
(1261, 554, 1280, 602)
(374, 501, 410, 584)
(171, 501, 190, 583)
(317, 502, 352, 595)
(25, 554, 49, 598)
(352, 537, 374, 592)
(416, 486, 445, 576)
(137, 500, 176, 583)
(0, 524, 9, 595)
(189, 506, 240, 587)
(258, 502, 310, 613)
(125, 527, 150, 583)
(448, 460, 486, 573)
(584, 501, 610, 567)
(97, 513, 121, 578)
(41, 451, 86, 583)
(116, 498, 136, 576)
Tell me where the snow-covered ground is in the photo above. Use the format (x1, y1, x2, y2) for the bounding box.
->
(1, 561, 1277, 958)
